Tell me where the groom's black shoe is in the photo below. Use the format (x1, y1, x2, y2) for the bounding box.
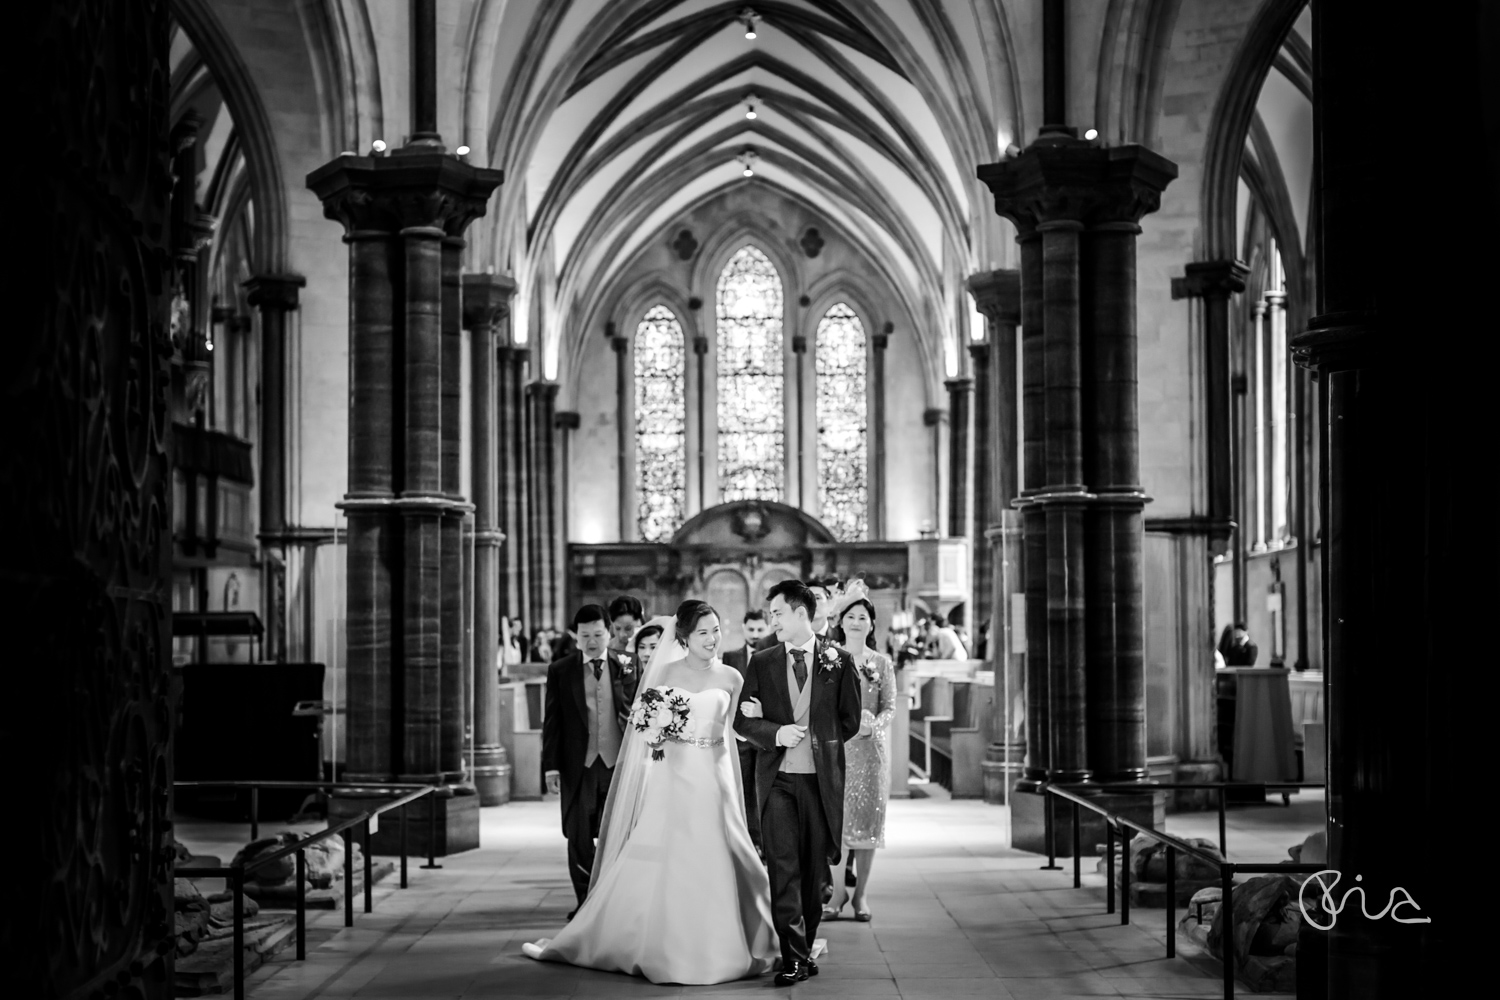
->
(774, 960, 809, 986)
(806, 959, 819, 976)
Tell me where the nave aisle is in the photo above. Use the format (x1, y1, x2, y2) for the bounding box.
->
(237, 796, 1318, 999)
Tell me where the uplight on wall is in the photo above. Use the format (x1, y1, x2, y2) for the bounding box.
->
(456, 144, 471, 156)
(1084, 128, 1098, 140)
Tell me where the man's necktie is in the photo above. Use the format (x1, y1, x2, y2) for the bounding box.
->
(791, 649, 807, 691)
(590, 658, 603, 681)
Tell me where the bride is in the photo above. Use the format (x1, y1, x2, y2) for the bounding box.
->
(522, 600, 777, 984)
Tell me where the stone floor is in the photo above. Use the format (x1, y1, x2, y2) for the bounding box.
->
(180, 787, 1323, 999)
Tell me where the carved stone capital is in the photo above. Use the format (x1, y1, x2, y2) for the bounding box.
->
(1171, 260, 1249, 301)
(1291, 310, 1378, 374)
(967, 269, 1021, 326)
(554, 410, 581, 430)
(923, 407, 948, 427)
(977, 141, 1177, 228)
(460, 272, 516, 332)
(307, 152, 504, 237)
(244, 273, 306, 312)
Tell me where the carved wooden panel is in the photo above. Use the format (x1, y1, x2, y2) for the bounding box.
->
(4, 2, 175, 997)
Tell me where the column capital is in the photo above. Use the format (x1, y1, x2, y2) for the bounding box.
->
(944, 377, 974, 394)
(968, 340, 990, 364)
(610, 335, 629, 354)
(307, 152, 504, 237)
(923, 407, 949, 427)
(693, 335, 709, 355)
(977, 141, 1177, 229)
(967, 269, 1021, 326)
(791, 334, 808, 354)
(525, 379, 561, 402)
(460, 272, 516, 332)
(1171, 259, 1249, 300)
(871, 320, 894, 351)
(1291, 310, 1378, 375)
(244, 273, 306, 311)
(553, 410, 580, 430)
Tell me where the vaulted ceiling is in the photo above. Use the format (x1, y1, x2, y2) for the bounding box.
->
(477, 0, 1022, 378)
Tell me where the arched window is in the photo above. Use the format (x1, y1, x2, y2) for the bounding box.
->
(716, 245, 784, 502)
(634, 305, 686, 542)
(815, 303, 867, 541)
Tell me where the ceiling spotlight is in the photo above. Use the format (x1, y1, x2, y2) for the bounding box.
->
(746, 103, 757, 120)
(737, 147, 759, 177)
(741, 7, 759, 39)
(456, 144, 471, 156)
(371, 138, 387, 153)
(1084, 128, 1098, 141)
(743, 166, 755, 177)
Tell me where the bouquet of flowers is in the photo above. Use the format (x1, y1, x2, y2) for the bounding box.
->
(630, 686, 692, 761)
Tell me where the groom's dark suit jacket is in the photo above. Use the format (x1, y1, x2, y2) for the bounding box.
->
(541, 650, 641, 833)
(735, 637, 861, 863)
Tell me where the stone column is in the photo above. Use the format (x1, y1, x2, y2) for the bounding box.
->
(244, 273, 304, 663)
(970, 269, 1024, 804)
(1083, 220, 1149, 783)
(979, 137, 1176, 849)
(945, 377, 973, 544)
(439, 234, 470, 786)
(462, 272, 515, 804)
(870, 323, 891, 539)
(1170, 261, 1248, 557)
(526, 381, 561, 628)
(555, 410, 580, 616)
(967, 343, 993, 638)
(1289, 3, 1494, 990)
(309, 143, 501, 833)
(498, 344, 530, 632)
(611, 329, 630, 539)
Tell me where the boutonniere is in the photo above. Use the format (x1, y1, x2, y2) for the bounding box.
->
(616, 652, 634, 676)
(818, 646, 839, 674)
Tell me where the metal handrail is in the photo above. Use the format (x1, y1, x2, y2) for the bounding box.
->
(1049, 780, 1324, 856)
(1039, 783, 1324, 1000)
(174, 781, 443, 1000)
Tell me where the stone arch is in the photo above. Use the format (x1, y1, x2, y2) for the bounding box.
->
(1199, 0, 1308, 261)
(169, 0, 289, 272)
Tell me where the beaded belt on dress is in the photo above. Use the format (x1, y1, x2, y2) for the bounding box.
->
(664, 734, 724, 748)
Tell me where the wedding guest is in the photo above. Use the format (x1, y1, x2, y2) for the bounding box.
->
(724, 611, 771, 671)
(543, 605, 641, 915)
(607, 595, 645, 653)
(928, 615, 966, 659)
(632, 622, 663, 665)
(806, 577, 840, 636)
(824, 597, 895, 922)
(1218, 622, 1259, 666)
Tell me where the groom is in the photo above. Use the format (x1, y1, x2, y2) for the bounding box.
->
(735, 580, 861, 986)
(542, 604, 641, 915)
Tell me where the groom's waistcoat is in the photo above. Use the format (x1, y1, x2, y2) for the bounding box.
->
(583, 657, 622, 768)
(780, 649, 816, 774)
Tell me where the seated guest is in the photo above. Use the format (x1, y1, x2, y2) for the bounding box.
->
(928, 616, 966, 659)
(607, 595, 645, 653)
(1218, 622, 1259, 666)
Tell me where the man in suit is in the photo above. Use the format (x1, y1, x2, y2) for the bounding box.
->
(542, 604, 641, 914)
(724, 609, 773, 851)
(735, 580, 861, 986)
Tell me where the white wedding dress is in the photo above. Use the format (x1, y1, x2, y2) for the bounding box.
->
(523, 627, 777, 984)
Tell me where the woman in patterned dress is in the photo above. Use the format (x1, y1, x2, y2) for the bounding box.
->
(824, 596, 896, 922)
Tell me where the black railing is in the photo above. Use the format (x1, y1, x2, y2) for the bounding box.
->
(174, 781, 442, 1000)
(1040, 783, 1324, 1000)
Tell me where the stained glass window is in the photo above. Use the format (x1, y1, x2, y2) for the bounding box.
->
(716, 246, 784, 502)
(635, 305, 685, 542)
(815, 303, 868, 541)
